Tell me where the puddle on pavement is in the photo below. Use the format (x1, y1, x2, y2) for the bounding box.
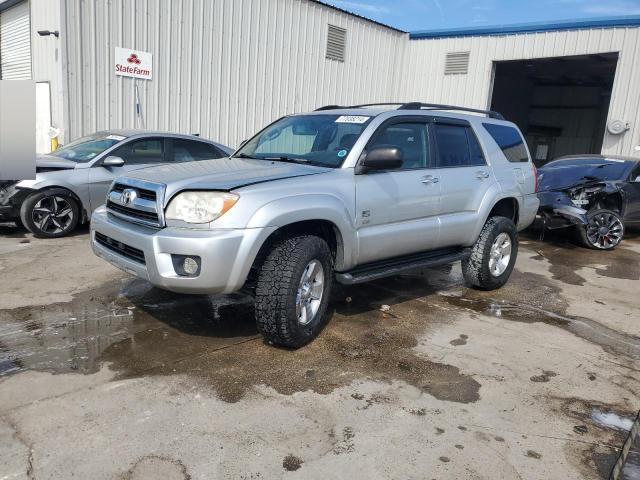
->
(0, 269, 481, 404)
(523, 230, 640, 285)
(1, 236, 638, 405)
(435, 270, 640, 360)
(0, 279, 258, 376)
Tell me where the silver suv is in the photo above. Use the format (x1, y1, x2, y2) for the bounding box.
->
(91, 103, 539, 347)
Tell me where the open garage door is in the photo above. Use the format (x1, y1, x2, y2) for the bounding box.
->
(490, 53, 617, 167)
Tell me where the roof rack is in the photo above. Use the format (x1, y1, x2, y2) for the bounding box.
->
(314, 102, 504, 119)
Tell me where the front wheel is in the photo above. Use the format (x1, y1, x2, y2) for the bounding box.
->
(577, 208, 624, 250)
(20, 189, 80, 238)
(254, 235, 333, 348)
(462, 216, 518, 291)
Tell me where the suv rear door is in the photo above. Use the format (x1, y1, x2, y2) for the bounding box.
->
(431, 118, 495, 247)
(355, 118, 441, 264)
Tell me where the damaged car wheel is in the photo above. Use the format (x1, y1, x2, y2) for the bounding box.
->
(578, 208, 624, 250)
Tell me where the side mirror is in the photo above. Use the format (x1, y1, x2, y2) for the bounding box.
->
(102, 156, 125, 167)
(634, 175, 640, 183)
(357, 146, 403, 173)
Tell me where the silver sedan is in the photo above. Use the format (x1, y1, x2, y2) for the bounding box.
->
(0, 130, 232, 238)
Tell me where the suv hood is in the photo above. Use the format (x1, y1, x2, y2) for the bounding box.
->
(36, 155, 78, 172)
(125, 157, 333, 193)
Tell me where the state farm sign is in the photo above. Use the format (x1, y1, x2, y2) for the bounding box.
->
(114, 47, 152, 80)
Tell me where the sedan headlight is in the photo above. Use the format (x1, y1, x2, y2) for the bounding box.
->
(165, 191, 239, 224)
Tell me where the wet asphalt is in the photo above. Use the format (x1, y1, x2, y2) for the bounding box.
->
(0, 223, 639, 479)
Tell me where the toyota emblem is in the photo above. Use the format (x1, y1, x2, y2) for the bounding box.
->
(121, 188, 137, 205)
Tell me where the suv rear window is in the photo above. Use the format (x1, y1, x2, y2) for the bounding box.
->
(433, 124, 485, 168)
(483, 123, 529, 163)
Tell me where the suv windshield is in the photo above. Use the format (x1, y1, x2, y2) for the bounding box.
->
(235, 114, 373, 167)
(51, 133, 125, 163)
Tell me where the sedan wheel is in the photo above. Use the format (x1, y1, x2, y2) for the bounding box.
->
(32, 196, 75, 235)
(20, 189, 80, 238)
(579, 209, 624, 250)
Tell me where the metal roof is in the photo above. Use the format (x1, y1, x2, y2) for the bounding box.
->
(410, 15, 640, 39)
(309, 1, 406, 33)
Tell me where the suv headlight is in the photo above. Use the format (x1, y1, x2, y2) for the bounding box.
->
(165, 191, 239, 224)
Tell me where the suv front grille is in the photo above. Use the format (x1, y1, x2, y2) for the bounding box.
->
(106, 201, 160, 223)
(95, 232, 145, 264)
(112, 183, 157, 201)
(106, 179, 165, 228)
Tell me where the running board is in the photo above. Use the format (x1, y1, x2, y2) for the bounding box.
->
(335, 248, 471, 285)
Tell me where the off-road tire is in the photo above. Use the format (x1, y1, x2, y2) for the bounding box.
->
(462, 216, 518, 291)
(577, 208, 624, 250)
(255, 235, 333, 348)
(20, 189, 80, 238)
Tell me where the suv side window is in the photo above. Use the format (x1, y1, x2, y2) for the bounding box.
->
(483, 123, 529, 163)
(111, 138, 164, 165)
(172, 139, 223, 162)
(367, 122, 430, 170)
(433, 124, 485, 168)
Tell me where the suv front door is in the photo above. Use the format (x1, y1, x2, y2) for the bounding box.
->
(88, 137, 167, 211)
(355, 119, 441, 265)
(431, 119, 495, 248)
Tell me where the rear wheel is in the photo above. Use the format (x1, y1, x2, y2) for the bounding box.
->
(462, 216, 518, 290)
(254, 234, 333, 348)
(20, 189, 80, 238)
(577, 208, 624, 250)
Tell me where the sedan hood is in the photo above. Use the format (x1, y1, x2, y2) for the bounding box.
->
(538, 165, 610, 192)
(36, 155, 78, 172)
(126, 157, 333, 193)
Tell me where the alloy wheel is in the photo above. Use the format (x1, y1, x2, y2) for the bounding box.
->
(488, 232, 512, 277)
(295, 259, 324, 325)
(31, 196, 74, 234)
(585, 212, 623, 249)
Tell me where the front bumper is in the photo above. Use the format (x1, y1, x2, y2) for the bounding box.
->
(537, 191, 588, 229)
(91, 206, 275, 294)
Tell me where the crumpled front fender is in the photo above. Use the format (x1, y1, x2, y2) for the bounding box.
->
(537, 191, 588, 227)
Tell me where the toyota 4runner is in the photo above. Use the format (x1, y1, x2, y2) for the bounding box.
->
(91, 102, 539, 347)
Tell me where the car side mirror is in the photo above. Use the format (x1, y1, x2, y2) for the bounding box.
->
(102, 156, 125, 167)
(356, 146, 403, 174)
(634, 175, 640, 183)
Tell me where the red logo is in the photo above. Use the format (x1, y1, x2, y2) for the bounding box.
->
(127, 53, 141, 64)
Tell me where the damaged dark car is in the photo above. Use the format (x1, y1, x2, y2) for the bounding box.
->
(537, 155, 640, 250)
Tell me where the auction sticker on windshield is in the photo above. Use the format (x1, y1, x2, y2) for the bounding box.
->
(335, 116, 370, 124)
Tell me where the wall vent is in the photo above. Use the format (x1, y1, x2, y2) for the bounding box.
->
(326, 24, 346, 62)
(444, 51, 470, 75)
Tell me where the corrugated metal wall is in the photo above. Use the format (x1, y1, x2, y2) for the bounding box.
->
(401, 27, 640, 156)
(62, 0, 408, 148)
(0, 0, 31, 79)
(30, 0, 64, 141)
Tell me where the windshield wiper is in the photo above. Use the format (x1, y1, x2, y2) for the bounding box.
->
(234, 153, 260, 160)
(261, 156, 309, 164)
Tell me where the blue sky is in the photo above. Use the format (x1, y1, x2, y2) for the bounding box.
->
(321, 0, 640, 31)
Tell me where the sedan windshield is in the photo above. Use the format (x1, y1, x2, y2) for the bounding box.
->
(51, 133, 125, 163)
(541, 159, 631, 182)
(235, 114, 373, 167)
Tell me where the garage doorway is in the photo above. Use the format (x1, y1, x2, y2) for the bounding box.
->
(489, 53, 618, 166)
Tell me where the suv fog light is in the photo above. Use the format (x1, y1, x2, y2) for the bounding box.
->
(171, 255, 201, 277)
(183, 257, 199, 275)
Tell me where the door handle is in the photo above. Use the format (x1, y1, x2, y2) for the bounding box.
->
(476, 171, 490, 179)
(421, 175, 439, 184)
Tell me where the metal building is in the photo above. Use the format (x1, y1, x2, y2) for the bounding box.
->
(1, 0, 639, 163)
